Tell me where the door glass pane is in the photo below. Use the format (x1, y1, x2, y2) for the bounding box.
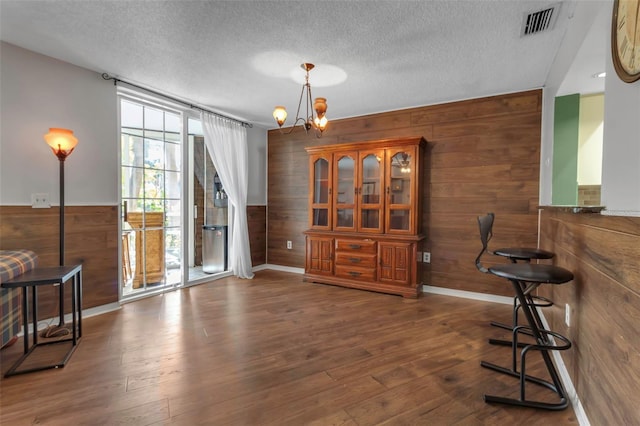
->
(361, 209, 379, 229)
(336, 209, 354, 227)
(314, 158, 329, 204)
(165, 142, 181, 171)
(165, 170, 180, 199)
(121, 167, 143, 198)
(165, 227, 181, 285)
(145, 136, 165, 169)
(313, 208, 328, 226)
(165, 199, 181, 228)
(121, 133, 143, 167)
(122, 100, 143, 128)
(390, 152, 412, 205)
(362, 154, 381, 204)
(337, 156, 354, 204)
(144, 170, 164, 200)
(144, 106, 164, 131)
(390, 209, 410, 230)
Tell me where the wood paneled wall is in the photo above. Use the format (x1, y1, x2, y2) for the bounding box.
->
(0, 205, 119, 315)
(0, 204, 267, 316)
(248, 205, 266, 266)
(539, 209, 640, 425)
(268, 90, 542, 295)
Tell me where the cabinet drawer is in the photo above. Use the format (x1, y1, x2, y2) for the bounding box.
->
(335, 253, 377, 268)
(335, 265, 376, 281)
(335, 239, 377, 254)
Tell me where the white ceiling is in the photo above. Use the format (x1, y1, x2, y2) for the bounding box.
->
(0, 0, 609, 128)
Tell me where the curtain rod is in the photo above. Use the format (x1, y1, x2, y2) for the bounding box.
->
(101, 73, 252, 128)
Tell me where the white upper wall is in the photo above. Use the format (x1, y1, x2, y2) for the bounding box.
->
(246, 125, 267, 205)
(0, 42, 268, 206)
(601, 39, 640, 215)
(1, 42, 117, 205)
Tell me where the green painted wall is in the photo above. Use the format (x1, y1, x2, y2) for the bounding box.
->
(553, 94, 580, 205)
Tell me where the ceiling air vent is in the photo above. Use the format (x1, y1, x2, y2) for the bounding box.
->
(521, 4, 559, 36)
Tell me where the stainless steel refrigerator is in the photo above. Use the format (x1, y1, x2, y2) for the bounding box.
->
(202, 225, 227, 273)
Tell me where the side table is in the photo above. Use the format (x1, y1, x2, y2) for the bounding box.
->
(1, 264, 82, 377)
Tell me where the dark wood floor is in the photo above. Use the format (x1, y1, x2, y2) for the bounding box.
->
(0, 270, 578, 425)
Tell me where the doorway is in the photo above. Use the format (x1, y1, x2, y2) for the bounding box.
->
(187, 120, 229, 282)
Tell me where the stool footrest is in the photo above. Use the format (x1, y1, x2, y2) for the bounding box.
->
(484, 394, 569, 411)
(481, 327, 572, 410)
(481, 360, 559, 393)
(488, 338, 529, 348)
(515, 326, 572, 352)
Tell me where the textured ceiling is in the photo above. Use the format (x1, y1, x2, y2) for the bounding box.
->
(0, 1, 608, 128)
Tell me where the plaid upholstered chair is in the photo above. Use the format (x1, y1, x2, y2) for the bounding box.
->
(0, 250, 38, 348)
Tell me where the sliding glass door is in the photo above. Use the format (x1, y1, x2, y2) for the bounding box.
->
(120, 97, 183, 298)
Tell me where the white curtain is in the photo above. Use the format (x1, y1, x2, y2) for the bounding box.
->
(201, 112, 254, 279)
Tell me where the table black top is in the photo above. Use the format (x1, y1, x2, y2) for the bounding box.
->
(493, 247, 555, 260)
(1, 264, 82, 288)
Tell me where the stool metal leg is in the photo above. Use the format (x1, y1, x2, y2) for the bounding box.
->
(21, 287, 28, 353)
(481, 278, 571, 410)
(31, 286, 37, 345)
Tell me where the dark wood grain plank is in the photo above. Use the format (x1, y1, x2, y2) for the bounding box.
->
(0, 270, 578, 425)
(539, 209, 640, 426)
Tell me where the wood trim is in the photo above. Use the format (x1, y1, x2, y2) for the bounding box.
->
(305, 136, 426, 154)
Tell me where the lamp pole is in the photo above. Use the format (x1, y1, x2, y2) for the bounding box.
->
(58, 155, 66, 266)
(45, 128, 78, 331)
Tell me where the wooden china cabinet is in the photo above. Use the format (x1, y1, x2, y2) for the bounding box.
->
(304, 137, 426, 298)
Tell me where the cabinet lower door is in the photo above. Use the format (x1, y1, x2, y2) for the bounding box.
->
(306, 236, 334, 275)
(379, 242, 411, 285)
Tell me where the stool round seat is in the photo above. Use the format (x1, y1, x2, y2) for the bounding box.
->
(489, 263, 573, 284)
(493, 247, 555, 261)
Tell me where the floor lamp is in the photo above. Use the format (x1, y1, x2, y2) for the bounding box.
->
(44, 128, 78, 336)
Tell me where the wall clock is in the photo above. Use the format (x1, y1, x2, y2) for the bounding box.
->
(612, 0, 640, 82)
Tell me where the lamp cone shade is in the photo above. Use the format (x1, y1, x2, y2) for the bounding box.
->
(44, 128, 78, 158)
(313, 97, 327, 119)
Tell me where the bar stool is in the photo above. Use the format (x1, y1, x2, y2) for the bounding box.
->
(480, 213, 555, 346)
(476, 213, 574, 410)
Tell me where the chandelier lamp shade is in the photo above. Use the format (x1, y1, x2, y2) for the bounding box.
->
(273, 63, 328, 137)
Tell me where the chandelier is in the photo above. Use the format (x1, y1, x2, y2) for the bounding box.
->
(273, 63, 328, 137)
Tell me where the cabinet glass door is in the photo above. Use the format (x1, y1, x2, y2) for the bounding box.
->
(359, 151, 384, 233)
(387, 148, 415, 233)
(310, 155, 331, 229)
(334, 153, 356, 230)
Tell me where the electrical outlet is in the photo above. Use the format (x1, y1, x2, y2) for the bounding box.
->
(31, 193, 51, 208)
(423, 252, 431, 263)
(565, 303, 570, 327)
(287, 240, 292, 250)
